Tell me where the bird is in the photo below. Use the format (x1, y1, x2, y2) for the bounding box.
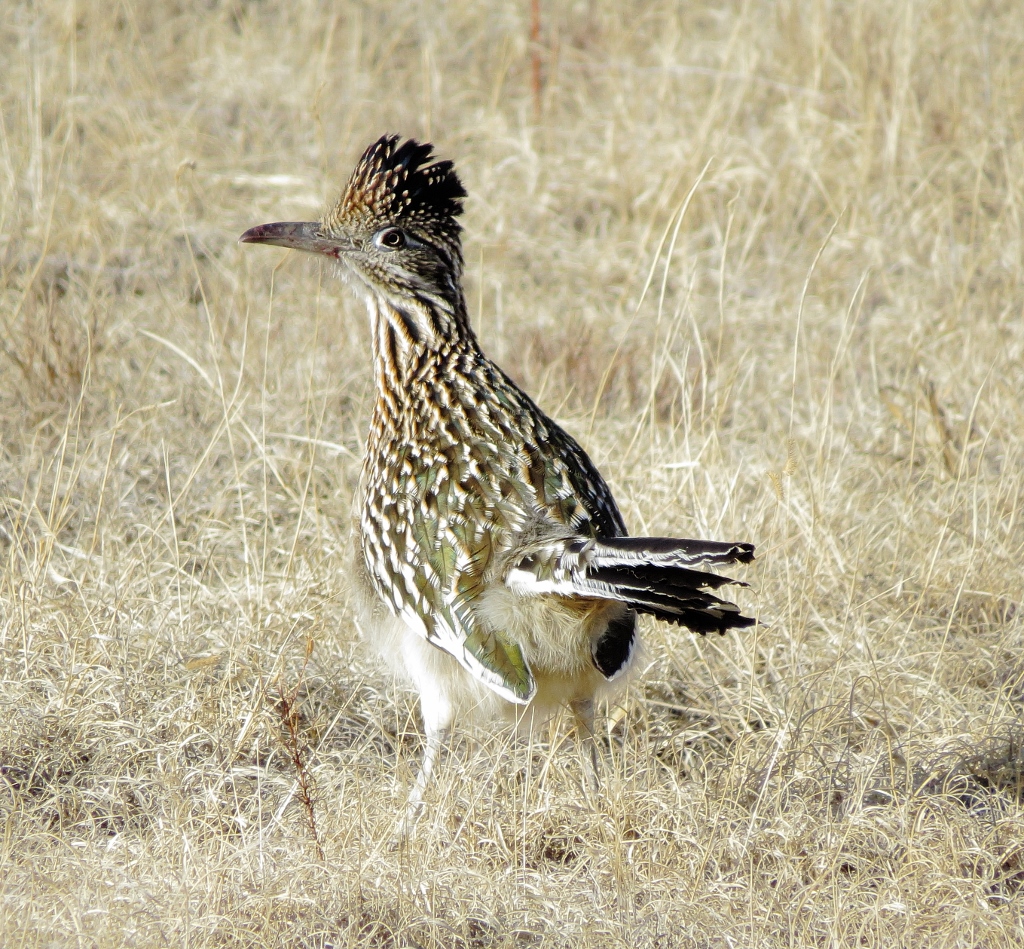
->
(241, 134, 755, 830)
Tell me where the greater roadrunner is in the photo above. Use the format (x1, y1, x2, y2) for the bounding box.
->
(241, 135, 755, 825)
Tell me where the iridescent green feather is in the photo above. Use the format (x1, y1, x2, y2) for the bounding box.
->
(460, 617, 535, 701)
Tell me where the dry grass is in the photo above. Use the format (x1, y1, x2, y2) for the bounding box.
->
(3, 1, 1024, 945)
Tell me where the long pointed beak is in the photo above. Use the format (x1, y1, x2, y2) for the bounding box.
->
(239, 221, 350, 258)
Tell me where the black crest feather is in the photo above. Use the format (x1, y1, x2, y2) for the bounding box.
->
(326, 135, 466, 247)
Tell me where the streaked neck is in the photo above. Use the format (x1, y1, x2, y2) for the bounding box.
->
(367, 292, 478, 408)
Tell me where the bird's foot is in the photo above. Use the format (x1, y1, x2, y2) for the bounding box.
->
(388, 799, 425, 850)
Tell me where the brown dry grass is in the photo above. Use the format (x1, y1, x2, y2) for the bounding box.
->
(2, 1, 1024, 946)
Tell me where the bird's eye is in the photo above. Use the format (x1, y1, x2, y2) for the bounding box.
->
(375, 227, 406, 250)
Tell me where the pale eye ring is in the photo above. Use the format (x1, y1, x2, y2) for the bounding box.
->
(374, 227, 406, 250)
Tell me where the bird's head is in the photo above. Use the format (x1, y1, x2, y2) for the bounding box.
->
(240, 135, 467, 316)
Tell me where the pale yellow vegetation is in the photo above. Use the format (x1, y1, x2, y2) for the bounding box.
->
(2, 1, 1023, 946)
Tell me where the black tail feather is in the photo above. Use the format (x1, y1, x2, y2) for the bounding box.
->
(583, 536, 756, 635)
(591, 536, 755, 568)
(507, 534, 757, 638)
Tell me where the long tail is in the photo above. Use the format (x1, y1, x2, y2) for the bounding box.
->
(507, 536, 756, 634)
(583, 536, 756, 633)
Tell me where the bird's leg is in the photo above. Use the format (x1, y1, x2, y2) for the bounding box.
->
(406, 725, 446, 816)
(394, 693, 453, 842)
(569, 697, 601, 793)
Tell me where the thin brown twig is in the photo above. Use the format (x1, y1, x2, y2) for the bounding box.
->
(276, 638, 325, 862)
(530, 0, 543, 120)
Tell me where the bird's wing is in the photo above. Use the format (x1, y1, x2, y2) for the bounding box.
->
(377, 390, 620, 701)
(367, 462, 537, 704)
(394, 595, 536, 704)
(359, 373, 636, 703)
(484, 365, 628, 538)
(540, 423, 628, 538)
